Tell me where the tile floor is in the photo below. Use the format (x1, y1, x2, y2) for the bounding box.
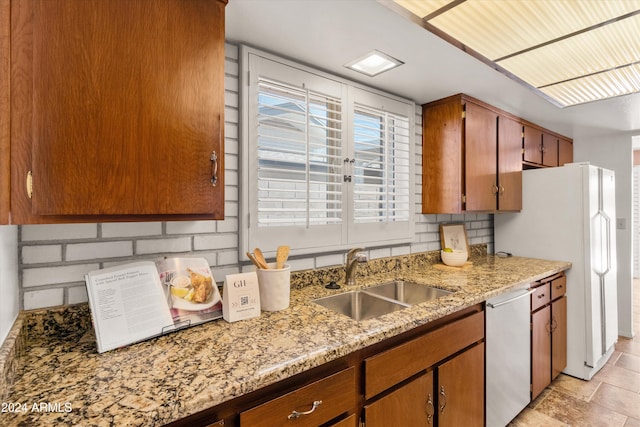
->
(510, 279, 640, 426)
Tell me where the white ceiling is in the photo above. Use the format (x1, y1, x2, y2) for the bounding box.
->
(225, 0, 640, 139)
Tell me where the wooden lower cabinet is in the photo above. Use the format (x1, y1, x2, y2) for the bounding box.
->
(438, 343, 484, 427)
(168, 305, 484, 427)
(363, 308, 484, 426)
(531, 273, 567, 400)
(551, 296, 567, 380)
(531, 305, 552, 399)
(364, 372, 434, 427)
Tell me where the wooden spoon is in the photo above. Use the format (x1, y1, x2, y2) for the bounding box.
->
(276, 245, 290, 269)
(246, 251, 267, 269)
(254, 248, 269, 269)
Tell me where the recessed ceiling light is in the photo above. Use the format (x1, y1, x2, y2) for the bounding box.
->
(345, 50, 404, 77)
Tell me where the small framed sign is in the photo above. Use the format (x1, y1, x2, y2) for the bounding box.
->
(222, 272, 261, 322)
(440, 223, 470, 252)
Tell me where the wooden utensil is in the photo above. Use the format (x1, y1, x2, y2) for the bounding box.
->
(254, 248, 270, 269)
(246, 251, 267, 270)
(276, 245, 290, 269)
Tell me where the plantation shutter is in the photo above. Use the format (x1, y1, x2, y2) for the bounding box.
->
(352, 104, 411, 224)
(256, 78, 344, 227)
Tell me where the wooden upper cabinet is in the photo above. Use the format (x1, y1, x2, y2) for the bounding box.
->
(558, 138, 573, 166)
(8, 0, 227, 224)
(542, 132, 559, 167)
(422, 94, 522, 214)
(523, 125, 543, 165)
(523, 123, 571, 169)
(497, 115, 523, 211)
(0, 0, 9, 223)
(422, 96, 464, 214)
(465, 102, 498, 211)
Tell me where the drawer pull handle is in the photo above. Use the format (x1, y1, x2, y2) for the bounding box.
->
(288, 400, 322, 420)
(210, 150, 218, 186)
(440, 386, 447, 413)
(425, 393, 434, 424)
(537, 293, 546, 299)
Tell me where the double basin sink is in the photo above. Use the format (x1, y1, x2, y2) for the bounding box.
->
(314, 280, 452, 321)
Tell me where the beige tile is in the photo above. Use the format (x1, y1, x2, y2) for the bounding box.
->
(529, 387, 553, 409)
(594, 364, 640, 393)
(625, 417, 640, 427)
(616, 353, 640, 374)
(617, 338, 640, 357)
(510, 407, 569, 427)
(536, 388, 627, 427)
(551, 373, 601, 401)
(592, 382, 640, 419)
(609, 351, 624, 365)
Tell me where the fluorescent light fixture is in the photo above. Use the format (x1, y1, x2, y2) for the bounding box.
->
(388, 0, 640, 107)
(345, 50, 404, 77)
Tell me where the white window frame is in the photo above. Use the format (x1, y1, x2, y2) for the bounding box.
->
(240, 46, 415, 259)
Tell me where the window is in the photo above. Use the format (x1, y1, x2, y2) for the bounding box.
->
(241, 47, 414, 257)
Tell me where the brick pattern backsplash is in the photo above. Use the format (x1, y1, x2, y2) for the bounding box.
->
(17, 44, 494, 310)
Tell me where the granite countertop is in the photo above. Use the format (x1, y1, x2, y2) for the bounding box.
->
(0, 252, 570, 427)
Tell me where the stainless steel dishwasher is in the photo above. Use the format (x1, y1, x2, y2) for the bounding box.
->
(486, 288, 534, 427)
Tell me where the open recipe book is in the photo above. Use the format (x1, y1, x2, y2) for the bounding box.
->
(85, 257, 222, 353)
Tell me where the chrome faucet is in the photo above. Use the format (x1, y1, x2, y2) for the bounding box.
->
(345, 248, 368, 286)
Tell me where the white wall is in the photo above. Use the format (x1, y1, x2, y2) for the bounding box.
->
(0, 225, 19, 346)
(574, 132, 635, 338)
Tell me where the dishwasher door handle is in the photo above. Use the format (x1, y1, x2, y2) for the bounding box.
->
(486, 288, 535, 309)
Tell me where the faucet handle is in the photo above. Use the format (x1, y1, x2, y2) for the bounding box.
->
(346, 247, 364, 262)
(354, 253, 368, 263)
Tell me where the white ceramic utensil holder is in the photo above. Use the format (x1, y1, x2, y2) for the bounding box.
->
(256, 263, 291, 311)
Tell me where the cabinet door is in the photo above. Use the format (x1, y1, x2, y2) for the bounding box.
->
(558, 138, 573, 166)
(12, 0, 225, 222)
(437, 343, 484, 427)
(497, 115, 522, 211)
(465, 102, 498, 211)
(531, 305, 551, 399)
(551, 296, 567, 380)
(523, 125, 542, 165)
(364, 371, 434, 427)
(422, 99, 464, 214)
(542, 133, 559, 167)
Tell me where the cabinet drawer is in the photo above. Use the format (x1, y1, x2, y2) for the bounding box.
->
(239, 367, 356, 427)
(551, 275, 567, 300)
(364, 310, 484, 399)
(531, 283, 551, 312)
(329, 413, 357, 427)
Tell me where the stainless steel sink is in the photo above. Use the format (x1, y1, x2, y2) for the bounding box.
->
(313, 290, 409, 321)
(313, 281, 453, 321)
(365, 280, 452, 305)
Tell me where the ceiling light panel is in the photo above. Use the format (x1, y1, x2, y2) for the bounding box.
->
(540, 63, 640, 106)
(345, 50, 404, 76)
(426, 0, 640, 61)
(392, 0, 454, 19)
(498, 15, 640, 88)
(388, 0, 640, 106)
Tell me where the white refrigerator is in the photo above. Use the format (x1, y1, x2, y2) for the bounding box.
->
(494, 163, 618, 380)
